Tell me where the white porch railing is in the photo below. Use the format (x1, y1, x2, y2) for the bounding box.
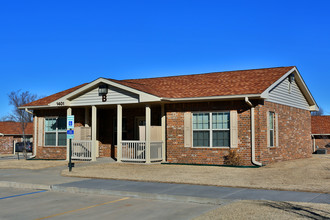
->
(150, 141, 163, 162)
(72, 140, 92, 160)
(121, 141, 163, 162)
(122, 141, 146, 162)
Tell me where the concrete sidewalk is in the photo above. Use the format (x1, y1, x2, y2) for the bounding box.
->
(0, 167, 329, 205)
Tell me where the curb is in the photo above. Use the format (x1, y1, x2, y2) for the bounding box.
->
(0, 181, 50, 190)
(0, 181, 228, 205)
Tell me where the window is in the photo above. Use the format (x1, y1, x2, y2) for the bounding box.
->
(193, 112, 230, 147)
(45, 117, 67, 146)
(269, 112, 275, 147)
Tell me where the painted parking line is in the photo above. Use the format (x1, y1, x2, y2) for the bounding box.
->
(35, 197, 130, 220)
(0, 190, 47, 200)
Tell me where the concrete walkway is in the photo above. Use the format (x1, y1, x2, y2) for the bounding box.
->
(0, 166, 329, 205)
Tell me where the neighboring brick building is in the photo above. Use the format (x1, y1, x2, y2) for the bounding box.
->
(21, 66, 318, 165)
(311, 116, 330, 153)
(0, 122, 33, 154)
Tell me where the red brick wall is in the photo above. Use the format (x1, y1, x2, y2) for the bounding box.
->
(36, 146, 66, 159)
(255, 101, 312, 165)
(35, 109, 68, 160)
(0, 136, 14, 154)
(165, 100, 312, 166)
(0, 136, 28, 154)
(165, 101, 254, 165)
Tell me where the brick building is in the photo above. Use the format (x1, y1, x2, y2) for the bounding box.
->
(311, 116, 330, 153)
(21, 66, 318, 165)
(0, 122, 33, 154)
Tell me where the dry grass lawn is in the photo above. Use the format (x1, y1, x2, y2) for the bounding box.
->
(194, 200, 330, 220)
(0, 160, 68, 169)
(62, 155, 330, 193)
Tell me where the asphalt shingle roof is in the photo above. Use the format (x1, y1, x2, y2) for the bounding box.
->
(23, 66, 294, 107)
(0, 122, 33, 135)
(312, 116, 330, 134)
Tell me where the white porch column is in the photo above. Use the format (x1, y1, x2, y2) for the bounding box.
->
(33, 115, 37, 156)
(145, 104, 151, 164)
(66, 107, 72, 161)
(91, 105, 97, 161)
(85, 107, 90, 127)
(117, 104, 122, 162)
(161, 104, 166, 162)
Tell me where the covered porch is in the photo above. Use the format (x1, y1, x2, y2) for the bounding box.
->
(67, 103, 166, 164)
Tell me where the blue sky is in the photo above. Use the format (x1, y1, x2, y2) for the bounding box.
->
(0, 0, 329, 117)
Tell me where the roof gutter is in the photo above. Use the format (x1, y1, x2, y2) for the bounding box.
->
(245, 97, 262, 166)
(24, 108, 34, 115)
(161, 94, 262, 102)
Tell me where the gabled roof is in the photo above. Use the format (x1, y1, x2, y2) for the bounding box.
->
(23, 83, 88, 107)
(312, 116, 330, 134)
(23, 66, 297, 107)
(112, 66, 294, 98)
(0, 122, 33, 135)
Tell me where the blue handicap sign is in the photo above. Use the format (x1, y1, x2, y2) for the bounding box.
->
(67, 130, 74, 135)
(67, 115, 75, 129)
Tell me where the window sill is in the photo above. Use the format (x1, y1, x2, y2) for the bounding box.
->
(44, 146, 67, 148)
(268, 146, 278, 149)
(191, 147, 230, 149)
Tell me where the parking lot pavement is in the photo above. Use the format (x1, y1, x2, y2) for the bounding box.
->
(0, 187, 218, 220)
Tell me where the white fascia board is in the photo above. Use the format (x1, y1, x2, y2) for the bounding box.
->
(312, 133, 330, 136)
(161, 94, 262, 102)
(261, 67, 318, 108)
(18, 105, 53, 110)
(310, 105, 319, 111)
(294, 68, 319, 107)
(48, 78, 161, 106)
(2, 134, 32, 136)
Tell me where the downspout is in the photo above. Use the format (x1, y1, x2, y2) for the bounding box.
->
(245, 97, 262, 166)
(24, 108, 36, 159)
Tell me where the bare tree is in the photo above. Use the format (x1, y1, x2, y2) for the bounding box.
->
(311, 107, 324, 116)
(3, 90, 38, 159)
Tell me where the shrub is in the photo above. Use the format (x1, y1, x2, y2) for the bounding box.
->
(224, 150, 242, 166)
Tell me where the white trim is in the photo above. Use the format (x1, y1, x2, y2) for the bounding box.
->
(161, 104, 166, 162)
(162, 94, 262, 102)
(312, 134, 330, 136)
(18, 105, 55, 110)
(91, 105, 97, 161)
(145, 104, 151, 164)
(116, 104, 122, 162)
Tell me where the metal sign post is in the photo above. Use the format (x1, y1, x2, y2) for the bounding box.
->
(67, 116, 75, 172)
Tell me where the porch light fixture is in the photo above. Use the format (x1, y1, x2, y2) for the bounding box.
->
(288, 73, 295, 83)
(98, 84, 108, 102)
